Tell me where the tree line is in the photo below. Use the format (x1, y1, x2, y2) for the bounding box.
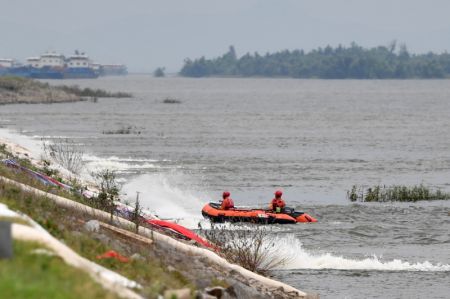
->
(179, 43, 450, 79)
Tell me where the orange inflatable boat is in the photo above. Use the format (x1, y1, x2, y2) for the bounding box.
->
(201, 202, 317, 224)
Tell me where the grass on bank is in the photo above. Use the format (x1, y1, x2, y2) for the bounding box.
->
(0, 143, 97, 206)
(0, 76, 42, 92)
(0, 76, 132, 101)
(0, 162, 86, 204)
(57, 85, 132, 98)
(0, 179, 193, 298)
(347, 184, 450, 202)
(0, 241, 119, 299)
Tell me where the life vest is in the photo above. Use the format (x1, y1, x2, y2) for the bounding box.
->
(221, 197, 235, 210)
(271, 198, 286, 212)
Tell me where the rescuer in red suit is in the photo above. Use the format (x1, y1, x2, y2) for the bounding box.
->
(220, 191, 235, 210)
(270, 190, 286, 213)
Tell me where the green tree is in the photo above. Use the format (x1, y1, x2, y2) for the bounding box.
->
(179, 43, 450, 79)
(153, 67, 165, 77)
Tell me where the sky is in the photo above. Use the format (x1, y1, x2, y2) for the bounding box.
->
(1, 0, 449, 72)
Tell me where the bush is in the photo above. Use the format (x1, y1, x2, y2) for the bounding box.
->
(199, 223, 289, 276)
(43, 138, 84, 174)
(91, 169, 120, 222)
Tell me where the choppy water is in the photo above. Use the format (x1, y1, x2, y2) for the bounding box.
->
(1, 76, 450, 298)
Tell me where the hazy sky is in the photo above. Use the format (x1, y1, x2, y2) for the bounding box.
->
(1, 0, 449, 72)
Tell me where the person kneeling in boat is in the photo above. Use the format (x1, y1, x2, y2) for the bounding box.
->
(220, 191, 235, 210)
(270, 190, 286, 213)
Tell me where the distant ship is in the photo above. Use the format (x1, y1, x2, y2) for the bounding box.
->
(98, 64, 128, 76)
(0, 51, 127, 79)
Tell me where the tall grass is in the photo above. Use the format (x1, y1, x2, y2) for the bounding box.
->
(57, 85, 132, 98)
(347, 184, 450, 202)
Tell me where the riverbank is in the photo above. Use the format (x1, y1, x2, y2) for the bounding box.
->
(0, 135, 314, 299)
(0, 76, 131, 104)
(0, 76, 81, 104)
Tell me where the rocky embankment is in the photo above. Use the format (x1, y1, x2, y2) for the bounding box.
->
(0, 76, 81, 104)
(0, 175, 314, 299)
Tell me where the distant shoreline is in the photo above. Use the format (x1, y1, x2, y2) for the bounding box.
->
(180, 44, 450, 79)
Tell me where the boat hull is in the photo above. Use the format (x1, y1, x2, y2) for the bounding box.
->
(202, 203, 317, 224)
(0, 66, 99, 79)
(64, 67, 99, 79)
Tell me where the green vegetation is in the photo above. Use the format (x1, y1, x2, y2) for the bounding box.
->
(0, 76, 39, 92)
(102, 125, 141, 135)
(199, 223, 288, 276)
(153, 67, 166, 77)
(0, 143, 195, 297)
(0, 159, 85, 204)
(0, 241, 119, 299)
(0, 179, 193, 298)
(163, 98, 181, 104)
(91, 169, 120, 222)
(180, 43, 450, 79)
(43, 138, 84, 174)
(0, 144, 272, 298)
(57, 85, 132, 98)
(0, 143, 35, 170)
(0, 76, 131, 105)
(347, 184, 450, 202)
(2, 142, 117, 212)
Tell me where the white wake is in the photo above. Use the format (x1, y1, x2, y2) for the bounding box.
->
(275, 235, 450, 272)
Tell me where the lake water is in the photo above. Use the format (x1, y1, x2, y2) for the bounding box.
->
(1, 76, 449, 298)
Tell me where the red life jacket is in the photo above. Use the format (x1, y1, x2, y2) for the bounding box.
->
(271, 198, 286, 210)
(221, 197, 235, 210)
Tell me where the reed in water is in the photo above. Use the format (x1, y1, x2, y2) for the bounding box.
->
(347, 184, 450, 202)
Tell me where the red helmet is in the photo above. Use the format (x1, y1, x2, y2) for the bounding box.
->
(223, 191, 230, 198)
(275, 190, 283, 197)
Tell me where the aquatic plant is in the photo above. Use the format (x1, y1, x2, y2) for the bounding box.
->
(102, 125, 141, 135)
(163, 98, 181, 104)
(57, 85, 132, 98)
(347, 184, 450, 202)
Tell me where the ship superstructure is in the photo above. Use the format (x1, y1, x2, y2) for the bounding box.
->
(0, 50, 125, 79)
